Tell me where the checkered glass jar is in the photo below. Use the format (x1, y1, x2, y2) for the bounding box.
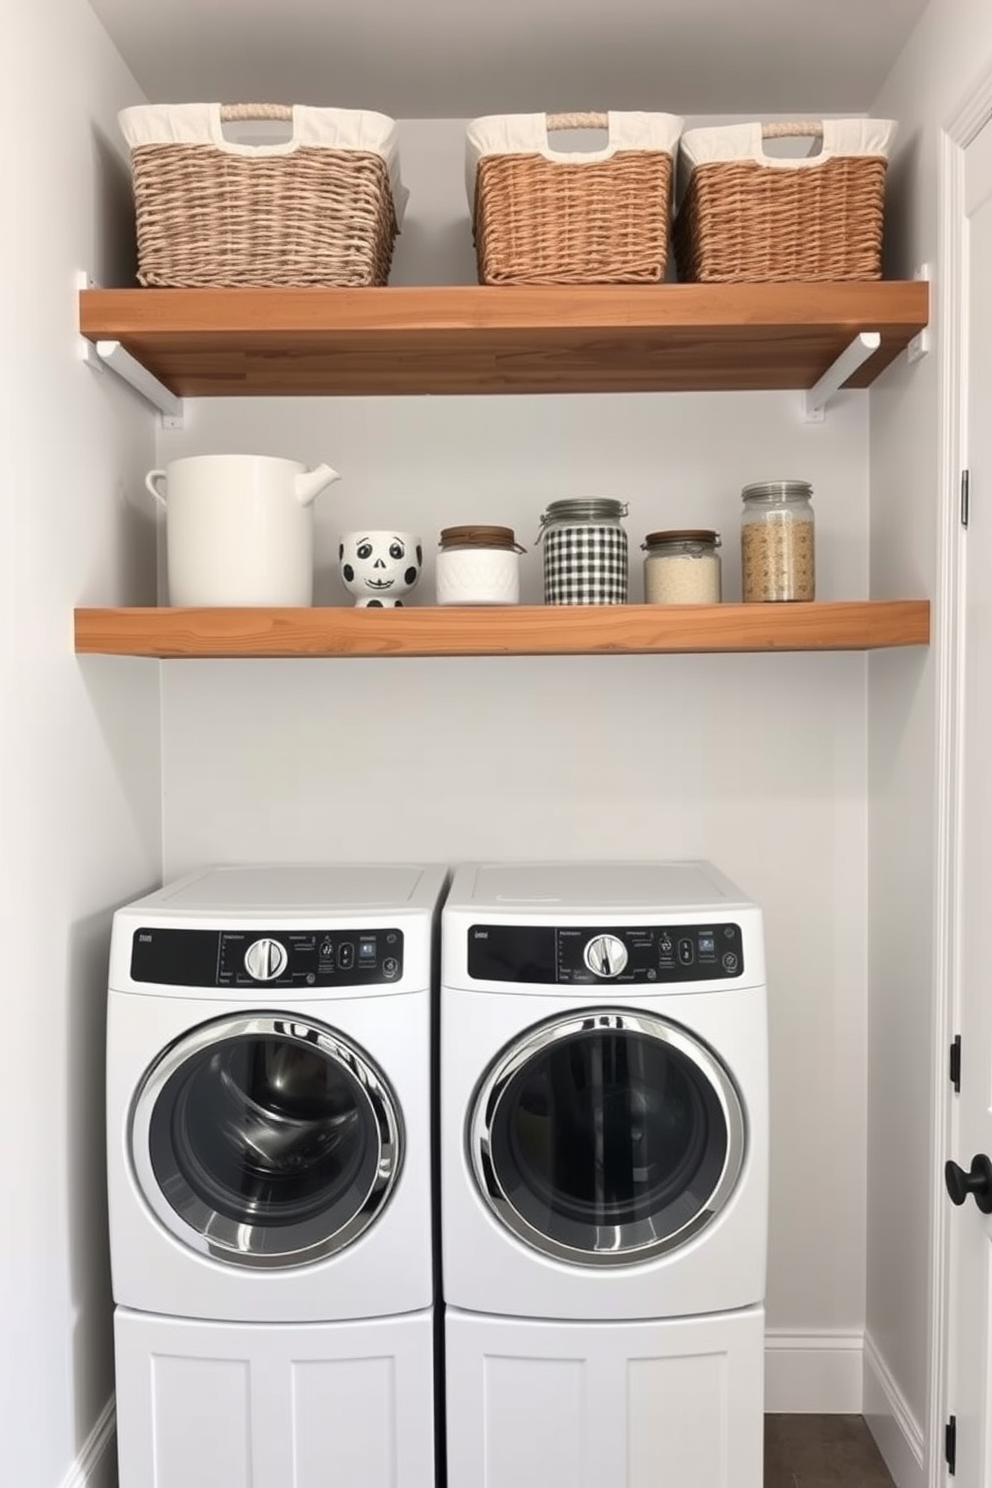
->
(539, 499, 629, 605)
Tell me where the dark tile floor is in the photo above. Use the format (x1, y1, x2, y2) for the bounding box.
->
(764, 1415, 896, 1487)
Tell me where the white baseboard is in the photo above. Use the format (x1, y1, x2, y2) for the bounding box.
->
(764, 1329, 864, 1413)
(60, 1396, 116, 1488)
(862, 1332, 926, 1488)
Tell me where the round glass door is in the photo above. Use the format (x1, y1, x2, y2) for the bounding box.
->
(470, 1010, 745, 1266)
(130, 1014, 402, 1268)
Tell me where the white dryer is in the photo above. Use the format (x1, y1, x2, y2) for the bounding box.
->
(107, 862, 447, 1488)
(440, 860, 769, 1488)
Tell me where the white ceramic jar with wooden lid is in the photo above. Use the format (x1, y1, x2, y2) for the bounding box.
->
(435, 525, 525, 605)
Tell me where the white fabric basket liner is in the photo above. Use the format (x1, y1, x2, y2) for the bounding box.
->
(465, 111, 684, 209)
(676, 118, 896, 206)
(119, 103, 408, 225)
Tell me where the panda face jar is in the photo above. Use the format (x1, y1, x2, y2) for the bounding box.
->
(339, 531, 423, 607)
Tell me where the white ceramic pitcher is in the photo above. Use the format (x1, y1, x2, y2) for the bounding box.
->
(145, 454, 341, 606)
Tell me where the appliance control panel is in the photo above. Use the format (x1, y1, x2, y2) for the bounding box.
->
(467, 922, 744, 985)
(130, 927, 404, 988)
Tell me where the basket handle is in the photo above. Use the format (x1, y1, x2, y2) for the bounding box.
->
(219, 104, 293, 122)
(546, 111, 608, 131)
(211, 103, 301, 156)
(762, 121, 824, 140)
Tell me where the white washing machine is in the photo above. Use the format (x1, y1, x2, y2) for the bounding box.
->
(106, 862, 448, 1488)
(440, 860, 769, 1488)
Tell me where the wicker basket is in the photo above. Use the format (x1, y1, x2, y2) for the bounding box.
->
(467, 110, 684, 285)
(118, 102, 406, 288)
(673, 119, 896, 283)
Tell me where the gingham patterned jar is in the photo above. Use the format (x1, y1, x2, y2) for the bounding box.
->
(538, 499, 629, 605)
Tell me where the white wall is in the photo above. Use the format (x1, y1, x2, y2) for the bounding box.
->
(0, 50, 942, 1484)
(1, 3, 161, 1485)
(157, 119, 879, 1376)
(865, 2, 992, 1476)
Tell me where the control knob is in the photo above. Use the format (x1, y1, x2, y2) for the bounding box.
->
(244, 937, 288, 981)
(584, 934, 628, 978)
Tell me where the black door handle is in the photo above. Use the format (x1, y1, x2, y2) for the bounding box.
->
(945, 1153, 992, 1213)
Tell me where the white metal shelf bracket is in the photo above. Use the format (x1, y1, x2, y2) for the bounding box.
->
(906, 262, 932, 365)
(78, 272, 184, 426)
(82, 337, 185, 428)
(801, 331, 881, 423)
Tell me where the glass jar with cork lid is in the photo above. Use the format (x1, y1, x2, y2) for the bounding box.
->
(740, 480, 815, 602)
(642, 529, 722, 604)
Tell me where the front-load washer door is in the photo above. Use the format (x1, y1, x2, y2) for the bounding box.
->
(470, 1010, 745, 1267)
(130, 1013, 403, 1269)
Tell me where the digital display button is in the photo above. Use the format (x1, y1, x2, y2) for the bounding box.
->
(699, 934, 715, 955)
(358, 937, 377, 964)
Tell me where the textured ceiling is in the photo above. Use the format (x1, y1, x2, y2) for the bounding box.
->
(87, 0, 929, 120)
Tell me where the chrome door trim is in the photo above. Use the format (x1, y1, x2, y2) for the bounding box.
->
(469, 1009, 745, 1267)
(130, 1013, 402, 1269)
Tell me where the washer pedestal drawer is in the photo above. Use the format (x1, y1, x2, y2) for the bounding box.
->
(114, 1305, 436, 1488)
(445, 1304, 764, 1488)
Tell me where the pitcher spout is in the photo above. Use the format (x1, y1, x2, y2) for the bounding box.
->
(295, 463, 341, 507)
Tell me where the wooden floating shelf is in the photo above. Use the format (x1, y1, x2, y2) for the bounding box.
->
(74, 601, 931, 659)
(78, 281, 930, 397)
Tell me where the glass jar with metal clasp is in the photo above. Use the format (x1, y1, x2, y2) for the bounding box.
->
(537, 498, 630, 605)
(740, 480, 815, 602)
(642, 529, 722, 604)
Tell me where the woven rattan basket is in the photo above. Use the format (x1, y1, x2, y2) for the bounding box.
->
(119, 103, 405, 288)
(673, 119, 896, 283)
(467, 110, 684, 285)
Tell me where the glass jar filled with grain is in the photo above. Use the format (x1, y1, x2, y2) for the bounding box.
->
(642, 530, 722, 603)
(740, 480, 815, 602)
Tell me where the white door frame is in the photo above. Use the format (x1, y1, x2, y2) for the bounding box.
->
(928, 58, 992, 1488)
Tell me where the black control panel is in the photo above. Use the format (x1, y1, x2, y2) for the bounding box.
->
(467, 922, 743, 984)
(130, 926, 404, 988)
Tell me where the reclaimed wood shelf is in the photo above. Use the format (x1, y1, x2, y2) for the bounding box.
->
(74, 601, 931, 658)
(78, 281, 930, 397)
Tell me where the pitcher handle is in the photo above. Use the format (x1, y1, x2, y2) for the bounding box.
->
(145, 470, 167, 506)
